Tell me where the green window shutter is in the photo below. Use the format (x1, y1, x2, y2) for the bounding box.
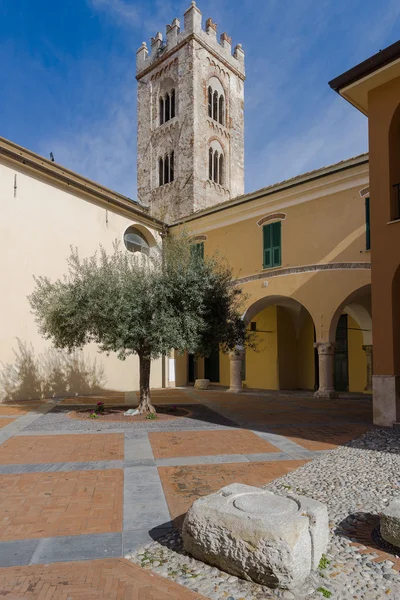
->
(263, 222, 282, 268)
(263, 225, 272, 268)
(272, 221, 281, 267)
(365, 197, 371, 250)
(190, 242, 204, 260)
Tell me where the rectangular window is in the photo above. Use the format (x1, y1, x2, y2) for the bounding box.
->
(365, 197, 371, 250)
(190, 242, 204, 260)
(263, 221, 281, 269)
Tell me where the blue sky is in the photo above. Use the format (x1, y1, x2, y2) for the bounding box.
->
(0, 0, 399, 201)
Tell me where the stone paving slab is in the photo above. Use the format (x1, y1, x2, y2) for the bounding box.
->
(22, 403, 239, 432)
(0, 539, 39, 567)
(0, 418, 16, 429)
(124, 466, 171, 532)
(30, 532, 123, 564)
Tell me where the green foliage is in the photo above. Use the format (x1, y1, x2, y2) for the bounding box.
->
(317, 587, 332, 598)
(28, 232, 250, 361)
(318, 554, 331, 570)
(145, 412, 158, 420)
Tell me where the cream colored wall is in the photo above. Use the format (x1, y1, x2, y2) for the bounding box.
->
(348, 316, 367, 393)
(0, 160, 164, 400)
(297, 312, 315, 390)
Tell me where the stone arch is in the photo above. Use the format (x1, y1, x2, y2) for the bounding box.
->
(257, 213, 287, 227)
(243, 295, 317, 392)
(328, 284, 372, 344)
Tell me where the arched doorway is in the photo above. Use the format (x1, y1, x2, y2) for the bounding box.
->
(243, 296, 317, 391)
(329, 285, 372, 394)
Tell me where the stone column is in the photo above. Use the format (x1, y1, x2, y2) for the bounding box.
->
(362, 345, 373, 393)
(228, 349, 244, 393)
(314, 342, 338, 399)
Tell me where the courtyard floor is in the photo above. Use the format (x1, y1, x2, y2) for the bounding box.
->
(0, 387, 397, 599)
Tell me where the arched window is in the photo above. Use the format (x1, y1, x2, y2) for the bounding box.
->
(219, 154, 224, 185)
(159, 152, 174, 186)
(170, 151, 174, 183)
(209, 148, 213, 180)
(219, 95, 224, 125)
(159, 98, 164, 126)
(213, 90, 218, 121)
(165, 93, 170, 122)
(164, 154, 170, 184)
(171, 89, 175, 119)
(208, 87, 212, 117)
(213, 150, 219, 183)
(123, 227, 150, 256)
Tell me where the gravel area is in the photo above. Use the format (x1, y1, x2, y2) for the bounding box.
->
(22, 404, 238, 432)
(126, 427, 400, 599)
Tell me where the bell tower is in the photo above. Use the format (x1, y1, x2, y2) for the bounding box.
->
(136, 1, 245, 222)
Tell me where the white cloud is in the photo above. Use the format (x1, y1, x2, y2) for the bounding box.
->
(89, 0, 140, 26)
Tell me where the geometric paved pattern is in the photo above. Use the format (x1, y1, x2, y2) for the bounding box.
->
(0, 469, 123, 540)
(148, 429, 280, 458)
(0, 558, 208, 599)
(0, 388, 374, 597)
(0, 434, 124, 464)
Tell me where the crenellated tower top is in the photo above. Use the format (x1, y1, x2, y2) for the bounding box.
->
(136, 1, 245, 79)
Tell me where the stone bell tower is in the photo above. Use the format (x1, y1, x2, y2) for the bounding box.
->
(136, 1, 245, 222)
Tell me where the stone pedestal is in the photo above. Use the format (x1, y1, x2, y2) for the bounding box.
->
(362, 345, 373, 392)
(381, 498, 400, 547)
(194, 379, 210, 390)
(314, 342, 338, 398)
(228, 349, 244, 393)
(182, 483, 329, 590)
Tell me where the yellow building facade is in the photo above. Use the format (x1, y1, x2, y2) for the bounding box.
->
(171, 154, 372, 397)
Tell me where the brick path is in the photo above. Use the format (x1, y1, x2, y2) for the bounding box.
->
(0, 387, 374, 597)
(0, 558, 207, 599)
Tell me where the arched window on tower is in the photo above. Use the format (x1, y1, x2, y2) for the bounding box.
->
(165, 93, 170, 122)
(213, 91, 218, 121)
(208, 87, 212, 118)
(209, 148, 213, 180)
(159, 157, 164, 186)
(159, 98, 164, 126)
(218, 95, 224, 125)
(164, 154, 170, 184)
(219, 154, 224, 185)
(171, 89, 175, 119)
(213, 150, 219, 183)
(170, 151, 174, 183)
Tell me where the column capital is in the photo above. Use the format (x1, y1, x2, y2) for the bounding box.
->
(314, 342, 335, 355)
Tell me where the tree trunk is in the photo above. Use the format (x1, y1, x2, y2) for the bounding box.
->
(138, 353, 156, 414)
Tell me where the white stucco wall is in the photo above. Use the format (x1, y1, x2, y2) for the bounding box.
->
(0, 159, 165, 401)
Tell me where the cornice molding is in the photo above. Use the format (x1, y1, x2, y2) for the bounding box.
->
(234, 262, 371, 285)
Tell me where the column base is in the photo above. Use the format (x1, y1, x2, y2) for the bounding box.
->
(373, 375, 400, 427)
(314, 389, 339, 399)
(227, 387, 243, 394)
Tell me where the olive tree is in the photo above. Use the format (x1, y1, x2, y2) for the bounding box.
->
(28, 233, 249, 414)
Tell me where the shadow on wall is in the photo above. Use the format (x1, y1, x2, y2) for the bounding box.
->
(0, 339, 105, 402)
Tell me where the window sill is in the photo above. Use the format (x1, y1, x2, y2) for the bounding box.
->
(262, 264, 282, 271)
(387, 218, 400, 225)
(156, 117, 178, 130)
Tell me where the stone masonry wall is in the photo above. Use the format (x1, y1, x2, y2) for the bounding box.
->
(136, 1, 245, 223)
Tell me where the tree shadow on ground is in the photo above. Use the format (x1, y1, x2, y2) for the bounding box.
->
(336, 512, 400, 559)
(0, 339, 106, 403)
